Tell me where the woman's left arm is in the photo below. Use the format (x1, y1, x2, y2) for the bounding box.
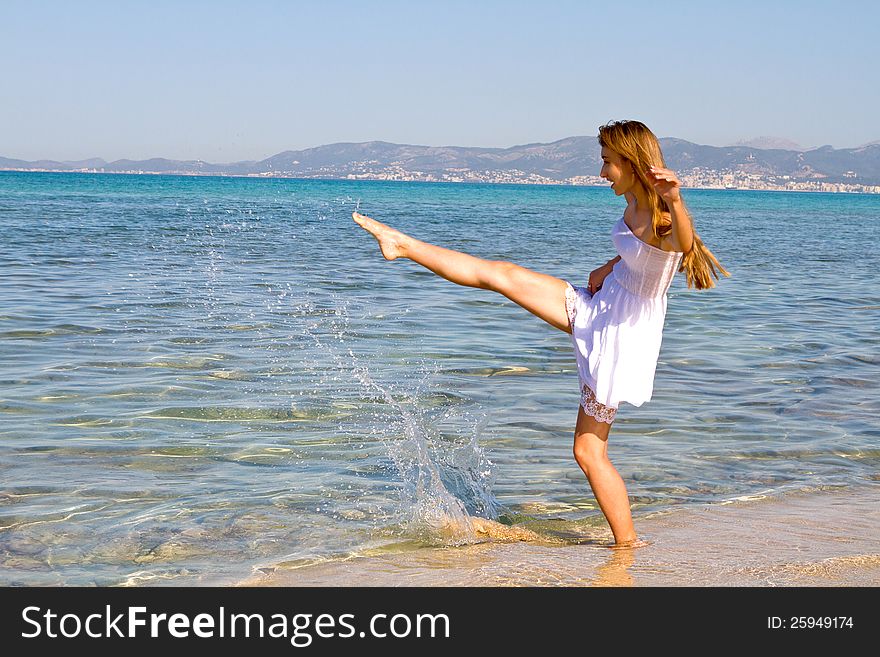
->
(646, 166, 695, 254)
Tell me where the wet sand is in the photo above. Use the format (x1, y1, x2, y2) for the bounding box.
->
(241, 484, 880, 587)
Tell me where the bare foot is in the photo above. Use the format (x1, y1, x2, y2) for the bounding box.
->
(352, 212, 410, 261)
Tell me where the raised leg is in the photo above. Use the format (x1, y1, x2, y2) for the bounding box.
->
(353, 212, 572, 333)
(572, 404, 639, 547)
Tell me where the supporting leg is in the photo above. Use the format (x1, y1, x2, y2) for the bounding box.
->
(572, 403, 638, 547)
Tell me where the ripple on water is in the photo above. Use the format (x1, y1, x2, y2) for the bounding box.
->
(0, 402, 54, 415)
(208, 370, 253, 381)
(224, 323, 273, 331)
(167, 336, 214, 345)
(0, 324, 104, 339)
(138, 405, 351, 423)
(53, 415, 123, 428)
(443, 365, 534, 377)
(82, 356, 229, 370)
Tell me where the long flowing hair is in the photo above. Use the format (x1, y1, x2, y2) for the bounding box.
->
(597, 120, 730, 290)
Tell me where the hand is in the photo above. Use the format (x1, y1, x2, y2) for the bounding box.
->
(645, 166, 682, 204)
(588, 261, 613, 295)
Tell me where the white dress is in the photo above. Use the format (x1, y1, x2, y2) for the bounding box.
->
(564, 215, 684, 424)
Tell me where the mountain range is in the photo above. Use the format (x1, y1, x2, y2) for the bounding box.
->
(3, 136, 880, 185)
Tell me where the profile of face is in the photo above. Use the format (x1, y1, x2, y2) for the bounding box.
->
(599, 146, 637, 196)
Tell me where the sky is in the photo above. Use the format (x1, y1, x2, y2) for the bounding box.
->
(2, 0, 877, 162)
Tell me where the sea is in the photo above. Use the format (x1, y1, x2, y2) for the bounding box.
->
(1, 171, 878, 586)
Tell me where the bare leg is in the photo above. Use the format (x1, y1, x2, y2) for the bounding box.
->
(353, 212, 572, 333)
(572, 405, 639, 547)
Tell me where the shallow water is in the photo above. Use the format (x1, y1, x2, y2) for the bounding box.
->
(0, 172, 878, 586)
(247, 484, 880, 587)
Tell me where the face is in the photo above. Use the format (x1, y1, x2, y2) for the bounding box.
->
(600, 146, 636, 196)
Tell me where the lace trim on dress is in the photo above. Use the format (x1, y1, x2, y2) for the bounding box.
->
(580, 383, 617, 424)
(564, 282, 578, 330)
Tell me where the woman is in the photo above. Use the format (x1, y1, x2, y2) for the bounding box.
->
(352, 120, 729, 548)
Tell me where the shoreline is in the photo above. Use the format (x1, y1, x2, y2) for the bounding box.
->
(240, 483, 880, 587)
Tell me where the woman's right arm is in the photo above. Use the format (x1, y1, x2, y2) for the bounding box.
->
(588, 256, 620, 295)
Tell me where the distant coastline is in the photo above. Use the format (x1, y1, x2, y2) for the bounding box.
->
(5, 135, 880, 193)
(2, 167, 878, 195)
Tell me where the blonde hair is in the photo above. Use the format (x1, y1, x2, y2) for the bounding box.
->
(597, 120, 730, 290)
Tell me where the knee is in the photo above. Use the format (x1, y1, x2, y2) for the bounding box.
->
(573, 439, 606, 475)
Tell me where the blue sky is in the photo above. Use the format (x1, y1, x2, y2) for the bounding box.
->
(2, 0, 877, 161)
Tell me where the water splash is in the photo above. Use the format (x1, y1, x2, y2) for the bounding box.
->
(352, 363, 500, 545)
(295, 287, 502, 545)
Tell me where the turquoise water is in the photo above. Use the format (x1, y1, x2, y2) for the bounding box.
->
(1, 171, 878, 585)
